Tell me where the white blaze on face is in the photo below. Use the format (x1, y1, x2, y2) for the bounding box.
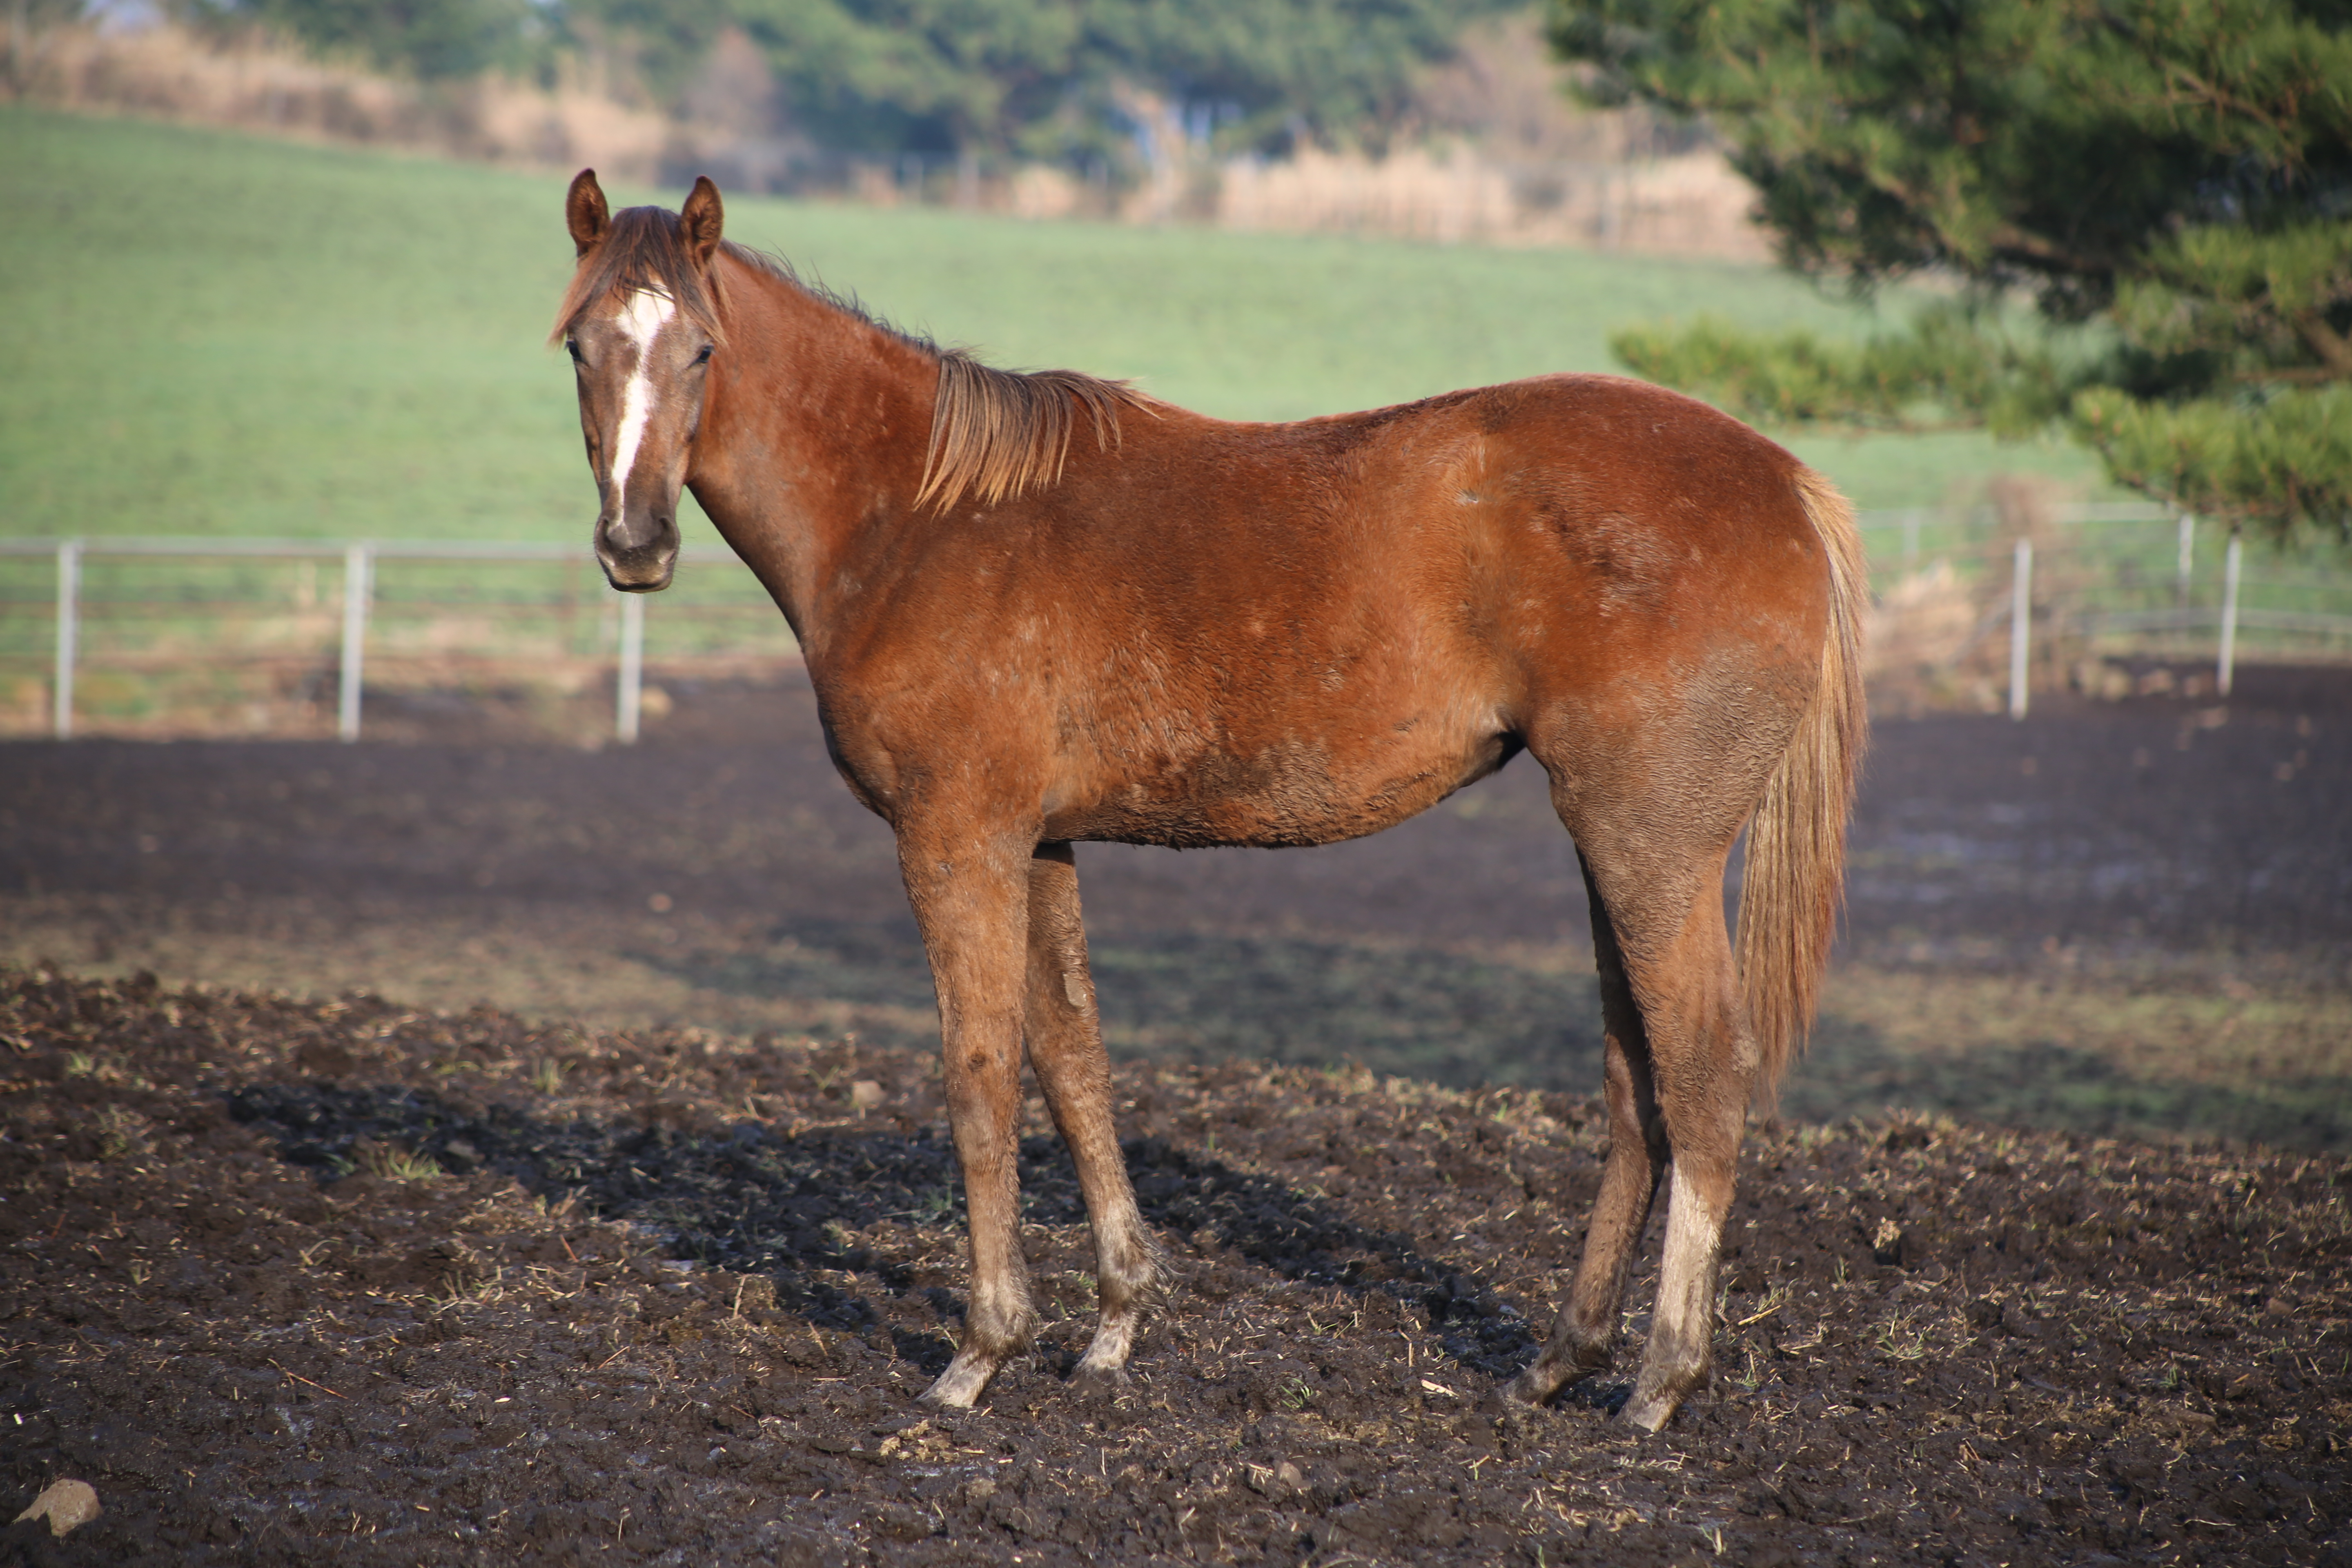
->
(607, 289, 678, 506)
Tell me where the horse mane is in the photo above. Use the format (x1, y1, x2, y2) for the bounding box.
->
(918, 355, 1155, 511)
(710, 243, 1156, 511)
(554, 210, 1153, 510)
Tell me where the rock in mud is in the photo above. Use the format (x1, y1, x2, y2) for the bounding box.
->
(11, 1481, 99, 1538)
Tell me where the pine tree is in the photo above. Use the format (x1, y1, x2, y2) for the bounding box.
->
(1558, 0, 2352, 541)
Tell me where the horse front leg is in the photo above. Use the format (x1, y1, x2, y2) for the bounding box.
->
(900, 825, 1039, 1409)
(1022, 843, 1163, 1389)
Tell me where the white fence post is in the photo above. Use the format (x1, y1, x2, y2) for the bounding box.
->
(338, 542, 373, 742)
(52, 539, 81, 741)
(2176, 513, 2195, 601)
(2218, 530, 2243, 698)
(616, 590, 645, 744)
(2009, 538, 2033, 720)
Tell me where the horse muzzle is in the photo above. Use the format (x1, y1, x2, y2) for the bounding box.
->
(596, 507, 677, 592)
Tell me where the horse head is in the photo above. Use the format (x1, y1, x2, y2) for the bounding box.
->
(555, 170, 728, 592)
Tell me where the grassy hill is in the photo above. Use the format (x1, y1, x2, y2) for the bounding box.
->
(0, 106, 2109, 549)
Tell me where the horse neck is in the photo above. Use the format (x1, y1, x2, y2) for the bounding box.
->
(692, 252, 937, 657)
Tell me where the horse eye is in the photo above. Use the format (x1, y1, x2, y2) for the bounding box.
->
(566, 339, 583, 363)
(693, 344, 714, 365)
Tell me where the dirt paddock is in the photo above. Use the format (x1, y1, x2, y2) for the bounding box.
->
(0, 665, 2348, 1565)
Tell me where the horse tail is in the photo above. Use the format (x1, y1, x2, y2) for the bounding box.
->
(1737, 464, 1869, 1111)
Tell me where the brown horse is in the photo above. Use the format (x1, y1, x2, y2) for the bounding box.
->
(552, 172, 1866, 1431)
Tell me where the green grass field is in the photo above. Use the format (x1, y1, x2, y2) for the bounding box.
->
(0, 105, 2110, 550)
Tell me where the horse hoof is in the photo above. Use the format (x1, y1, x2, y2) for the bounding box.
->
(1068, 1361, 1131, 1398)
(920, 1355, 996, 1409)
(1505, 1369, 1555, 1406)
(1617, 1392, 1678, 1433)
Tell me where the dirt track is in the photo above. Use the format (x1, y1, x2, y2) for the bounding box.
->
(0, 666, 2348, 1564)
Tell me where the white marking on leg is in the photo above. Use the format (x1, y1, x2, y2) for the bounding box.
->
(1076, 1316, 1134, 1376)
(1655, 1161, 1723, 1356)
(606, 290, 676, 505)
(1620, 1161, 1727, 1429)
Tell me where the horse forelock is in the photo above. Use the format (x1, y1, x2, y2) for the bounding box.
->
(918, 355, 1155, 512)
(550, 206, 728, 347)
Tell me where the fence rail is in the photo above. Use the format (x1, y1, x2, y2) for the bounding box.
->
(1, 536, 771, 742)
(1852, 506, 2352, 717)
(3, 508, 2349, 739)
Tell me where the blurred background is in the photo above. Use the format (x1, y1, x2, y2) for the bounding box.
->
(1, 0, 2345, 1151)
(9, 0, 1753, 248)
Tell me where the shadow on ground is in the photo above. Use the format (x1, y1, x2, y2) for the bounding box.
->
(225, 1078, 1542, 1382)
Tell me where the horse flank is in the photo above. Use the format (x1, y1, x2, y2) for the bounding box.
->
(1734, 464, 1869, 1109)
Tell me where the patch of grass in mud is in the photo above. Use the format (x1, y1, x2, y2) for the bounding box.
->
(666, 922, 1609, 1092)
(1798, 1019, 2352, 1152)
(11, 886, 2347, 1154)
(4, 961, 2350, 1567)
(662, 924, 2352, 1150)
(1804, 962, 2352, 1152)
(18, 891, 2346, 1153)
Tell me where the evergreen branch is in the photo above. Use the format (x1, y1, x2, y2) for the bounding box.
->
(1982, 223, 2109, 279)
(2292, 313, 2352, 380)
(2073, 384, 2352, 543)
(2243, 366, 2345, 387)
(1609, 309, 2078, 440)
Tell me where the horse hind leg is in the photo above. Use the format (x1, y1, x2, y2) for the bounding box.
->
(1022, 843, 1164, 1389)
(1512, 853, 1666, 1404)
(1517, 840, 1755, 1431)
(1610, 846, 1754, 1430)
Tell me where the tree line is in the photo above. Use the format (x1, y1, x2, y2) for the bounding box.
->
(178, 0, 1511, 160)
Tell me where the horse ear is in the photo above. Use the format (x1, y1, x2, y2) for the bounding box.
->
(680, 176, 725, 271)
(566, 169, 610, 256)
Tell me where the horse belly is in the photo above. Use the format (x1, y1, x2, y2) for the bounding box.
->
(1052, 706, 1510, 850)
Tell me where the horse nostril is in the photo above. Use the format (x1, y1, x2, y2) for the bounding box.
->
(599, 509, 680, 559)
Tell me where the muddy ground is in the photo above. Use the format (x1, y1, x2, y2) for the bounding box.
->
(2, 965, 2347, 1567)
(0, 664, 2348, 1564)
